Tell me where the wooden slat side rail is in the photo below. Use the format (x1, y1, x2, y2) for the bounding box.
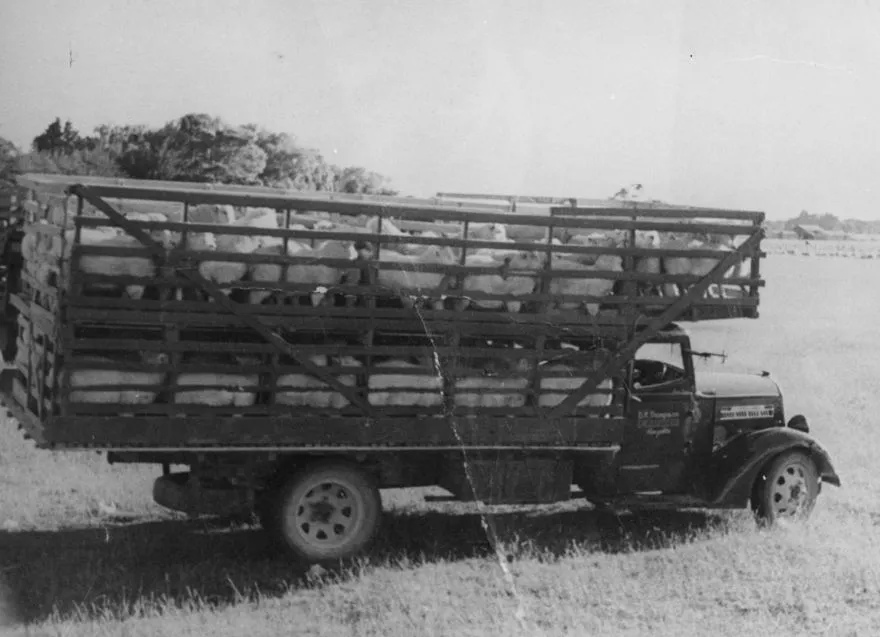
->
(547, 229, 764, 418)
(69, 223, 764, 260)
(62, 403, 622, 417)
(71, 185, 374, 415)
(18, 173, 515, 211)
(65, 183, 762, 232)
(17, 174, 762, 223)
(549, 205, 765, 222)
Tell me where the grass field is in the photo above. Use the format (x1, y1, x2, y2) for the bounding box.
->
(764, 237, 880, 259)
(2, 253, 880, 636)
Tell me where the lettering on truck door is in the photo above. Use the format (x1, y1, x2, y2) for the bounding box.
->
(618, 342, 694, 494)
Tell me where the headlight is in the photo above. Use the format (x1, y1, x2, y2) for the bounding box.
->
(787, 415, 809, 434)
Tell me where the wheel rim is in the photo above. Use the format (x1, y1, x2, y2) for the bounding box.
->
(768, 459, 813, 519)
(284, 477, 366, 552)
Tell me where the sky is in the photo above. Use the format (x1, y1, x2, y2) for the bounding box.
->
(2, 0, 880, 220)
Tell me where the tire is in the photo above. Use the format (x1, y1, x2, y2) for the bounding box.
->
(269, 461, 382, 565)
(751, 450, 819, 526)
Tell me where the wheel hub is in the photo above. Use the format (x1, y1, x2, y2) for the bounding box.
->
(293, 481, 360, 547)
(771, 464, 809, 516)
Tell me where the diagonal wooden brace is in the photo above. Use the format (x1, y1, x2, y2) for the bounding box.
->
(546, 230, 763, 418)
(70, 185, 374, 414)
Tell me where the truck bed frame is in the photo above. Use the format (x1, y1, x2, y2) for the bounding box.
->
(2, 173, 765, 456)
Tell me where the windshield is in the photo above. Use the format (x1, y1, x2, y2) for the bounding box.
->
(634, 342, 685, 370)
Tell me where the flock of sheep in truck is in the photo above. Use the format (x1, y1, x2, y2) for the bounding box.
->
(17, 202, 749, 413)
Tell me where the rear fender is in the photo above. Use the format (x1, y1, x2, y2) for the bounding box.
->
(709, 427, 840, 508)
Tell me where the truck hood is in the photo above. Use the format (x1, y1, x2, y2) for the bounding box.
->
(695, 371, 781, 398)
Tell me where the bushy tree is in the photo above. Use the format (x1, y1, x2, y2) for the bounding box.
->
(32, 118, 94, 154)
(250, 129, 335, 191)
(0, 137, 21, 183)
(784, 210, 842, 231)
(144, 114, 267, 184)
(22, 113, 399, 193)
(12, 148, 123, 178)
(334, 166, 397, 195)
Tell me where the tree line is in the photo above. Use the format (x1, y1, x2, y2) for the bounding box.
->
(763, 210, 880, 236)
(0, 113, 397, 195)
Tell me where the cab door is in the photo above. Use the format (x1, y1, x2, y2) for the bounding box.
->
(615, 341, 696, 495)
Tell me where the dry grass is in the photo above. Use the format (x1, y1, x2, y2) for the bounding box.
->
(764, 237, 880, 259)
(2, 255, 880, 636)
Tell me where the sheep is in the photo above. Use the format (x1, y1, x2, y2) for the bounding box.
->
(276, 355, 361, 408)
(660, 234, 745, 298)
(65, 351, 170, 406)
(312, 219, 335, 231)
(458, 249, 544, 313)
(173, 357, 261, 408)
(286, 222, 310, 239)
(548, 253, 624, 315)
(395, 229, 445, 256)
(453, 359, 529, 408)
(75, 231, 175, 300)
(365, 215, 403, 234)
(364, 216, 404, 239)
(466, 222, 510, 243)
(189, 204, 236, 225)
(538, 363, 613, 408)
(362, 219, 443, 256)
(375, 244, 459, 309)
(248, 239, 356, 306)
(197, 208, 280, 296)
(368, 358, 443, 407)
(126, 212, 168, 224)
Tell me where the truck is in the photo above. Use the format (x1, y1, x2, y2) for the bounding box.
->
(0, 172, 840, 564)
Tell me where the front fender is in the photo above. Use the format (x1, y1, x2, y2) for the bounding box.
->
(709, 427, 840, 508)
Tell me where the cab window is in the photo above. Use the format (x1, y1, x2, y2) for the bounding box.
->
(632, 342, 687, 389)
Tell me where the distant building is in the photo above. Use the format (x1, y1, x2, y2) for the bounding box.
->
(792, 224, 847, 240)
(793, 224, 828, 240)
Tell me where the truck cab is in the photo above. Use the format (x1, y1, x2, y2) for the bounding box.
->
(598, 324, 839, 521)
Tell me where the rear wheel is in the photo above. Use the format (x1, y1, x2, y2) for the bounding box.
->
(269, 461, 382, 565)
(752, 450, 819, 525)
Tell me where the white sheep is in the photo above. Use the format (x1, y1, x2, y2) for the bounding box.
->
(65, 351, 169, 406)
(538, 363, 613, 408)
(173, 365, 260, 407)
(549, 253, 624, 315)
(312, 220, 335, 231)
(453, 375, 529, 408)
(368, 359, 443, 407)
(364, 216, 404, 236)
(198, 208, 280, 296)
(276, 355, 361, 408)
(76, 231, 175, 300)
(466, 222, 510, 243)
(458, 249, 543, 313)
(661, 234, 744, 298)
(375, 245, 459, 309)
(249, 239, 356, 306)
(188, 204, 236, 225)
(395, 229, 445, 256)
(453, 358, 529, 408)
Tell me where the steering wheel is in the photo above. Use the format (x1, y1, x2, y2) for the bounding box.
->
(632, 360, 672, 387)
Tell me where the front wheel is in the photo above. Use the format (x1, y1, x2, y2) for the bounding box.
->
(751, 450, 819, 525)
(270, 461, 382, 565)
